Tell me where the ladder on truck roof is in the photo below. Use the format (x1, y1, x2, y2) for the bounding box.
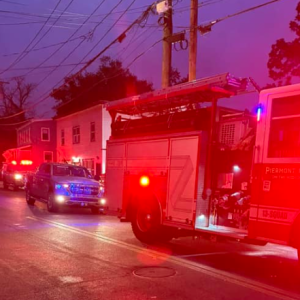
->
(105, 73, 249, 117)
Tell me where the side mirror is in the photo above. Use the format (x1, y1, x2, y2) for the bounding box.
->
(94, 175, 100, 181)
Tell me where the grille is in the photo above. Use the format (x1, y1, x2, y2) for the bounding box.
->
(70, 184, 98, 196)
(220, 123, 235, 145)
(69, 198, 98, 203)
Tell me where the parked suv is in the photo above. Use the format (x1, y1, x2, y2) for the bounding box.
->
(2, 161, 35, 190)
(25, 163, 107, 213)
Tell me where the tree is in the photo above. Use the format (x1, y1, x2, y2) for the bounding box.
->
(170, 67, 188, 86)
(51, 56, 154, 117)
(0, 77, 35, 121)
(0, 77, 35, 163)
(267, 2, 300, 85)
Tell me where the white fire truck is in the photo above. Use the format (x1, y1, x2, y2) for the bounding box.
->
(105, 73, 300, 259)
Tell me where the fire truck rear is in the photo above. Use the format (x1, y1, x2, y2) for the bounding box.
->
(105, 74, 300, 260)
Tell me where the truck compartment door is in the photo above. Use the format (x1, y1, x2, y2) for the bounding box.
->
(167, 136, 199, 224)
(106, 143, 126, 211)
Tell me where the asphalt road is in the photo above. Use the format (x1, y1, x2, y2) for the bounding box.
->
(1, 187, 300, 300)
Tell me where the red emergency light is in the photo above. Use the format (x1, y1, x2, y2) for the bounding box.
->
(140, 176, 150, 187)
(11, 160, 17, 165)
(20, 160, 33, 165)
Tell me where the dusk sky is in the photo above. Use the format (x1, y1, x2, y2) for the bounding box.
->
(0, 0, 297, 117)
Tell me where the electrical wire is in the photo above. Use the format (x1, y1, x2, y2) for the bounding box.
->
(28, 0, 76, 52)
(0, 0, 63, 75)
(60, 0, 155, 86)
(0, 37, 162, 124)
(0, 4, 156, 120)
(1, 35, 86, 58)
(216, 0, 283, 23)
(60, 0, 137, 81)
(117, 26, 157, 62)
(20, 0, 108, 80)
(114, 26, 154, 59)
(0, 0, 26, 6)
(54, 38, 163, 111)
(195, 0, 283, 35)
(0, 62, 87, 71)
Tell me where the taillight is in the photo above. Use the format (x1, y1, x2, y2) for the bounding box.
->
(21, 160, 33, 165)
(140, 176, 150, 187)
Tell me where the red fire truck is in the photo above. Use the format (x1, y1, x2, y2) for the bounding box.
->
(105, 73, 300, 259)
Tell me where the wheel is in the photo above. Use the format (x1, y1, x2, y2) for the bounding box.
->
(91, 207, 100, 214)
(25, 188, 35, 205)
(131, 198, 173, 244)
(47, 193, 58, 213)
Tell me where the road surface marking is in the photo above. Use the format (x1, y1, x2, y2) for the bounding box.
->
(59, 276, 83, 284)
(27, 216, 300, 300)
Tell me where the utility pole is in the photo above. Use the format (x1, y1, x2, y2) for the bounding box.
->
(189, 0, 198, 81)
(161, 0, 173, 88)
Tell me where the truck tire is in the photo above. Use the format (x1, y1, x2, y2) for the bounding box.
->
(25, 188, 35, 205)
(131, 198, 173, 244)
(47, 193, 58, 213)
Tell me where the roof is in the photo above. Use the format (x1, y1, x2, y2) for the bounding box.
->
(54, 102, 103, 121)
(105, 73, 249, 116)
(17, 119, 54, 131)
(54, 99, 107, 119)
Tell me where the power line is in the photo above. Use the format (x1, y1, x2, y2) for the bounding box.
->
(0, 3, 157, 120)
(54, 38, 163, 111)
(1, 35, 86, 58)
(0, 0, 26, 6)
(28, 0, 76, 52)
(59, 0, 137, 82)
(20, 0, 108, 80)
(0, 62, 87, 72)
(197, 0, 283, 34)
(0, 0, 64, 75)
(218, 0, 282, 22)
(116, 26, 157, 61)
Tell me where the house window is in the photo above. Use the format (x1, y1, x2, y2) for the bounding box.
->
(44, 151, 53, 162)
(268, 95, 300, 158)
(90, 122, 96, 142)
(73, 126, 80, 144)
(61, 129, 65, 146)
(41, 128, 50, 141)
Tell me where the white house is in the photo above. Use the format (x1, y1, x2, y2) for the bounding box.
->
(56, 104, 111, 176)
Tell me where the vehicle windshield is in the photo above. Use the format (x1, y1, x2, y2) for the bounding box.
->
(53, 165, 91, 178)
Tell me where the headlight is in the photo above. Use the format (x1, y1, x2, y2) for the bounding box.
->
(99, 198, 106, 205)
(14, 174, 23, 180)
(55, 195, 65, 203)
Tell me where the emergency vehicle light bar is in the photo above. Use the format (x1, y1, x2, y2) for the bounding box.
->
(105, 73, 248, 116)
